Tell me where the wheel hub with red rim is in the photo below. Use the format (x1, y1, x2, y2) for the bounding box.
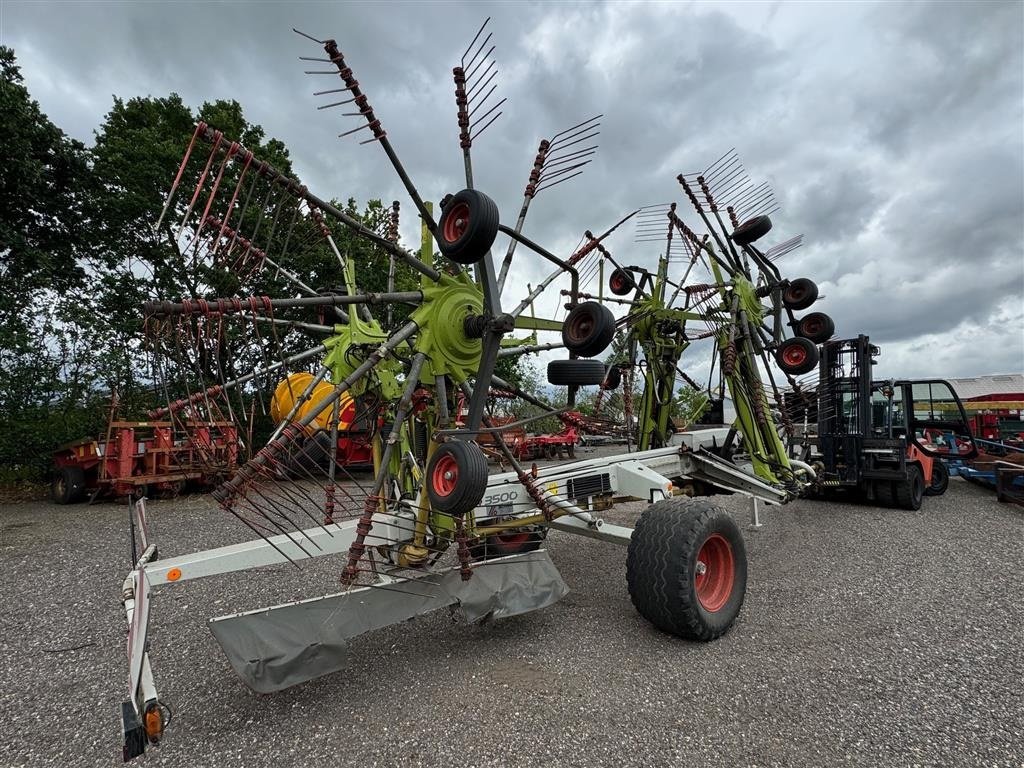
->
(495, 530, 531, 547)
(442, 202, 470, 243)
(431, 454, 458, 497)
(694, 533, 735, 612)
(802, 318, 823, 335)
(567, 312, 594, 343)
(782, 344, 807, 366)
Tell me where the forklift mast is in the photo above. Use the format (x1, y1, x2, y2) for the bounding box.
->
(816, 335, 880, 483)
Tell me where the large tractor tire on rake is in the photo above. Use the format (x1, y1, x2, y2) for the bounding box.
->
(796, 312, 835, 344)
(608, 267, 635, 296)
(470, 525, 546, 561)
(562, 301, 616, 358)
(782, 278, 818, 310)
(602, 365, 622, 390)
(426, 440, 489, 517)
(731, 214, 772, 246)
(626, 497, 747, 641)
(437, 189, 500, 264)
(775, 337, 819, 375)
(547, 359, 607, 386)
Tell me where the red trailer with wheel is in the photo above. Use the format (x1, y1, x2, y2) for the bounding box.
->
(51, 420, 238, 504)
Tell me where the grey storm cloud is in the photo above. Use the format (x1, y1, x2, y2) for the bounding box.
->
(3, 0, 1022, 381)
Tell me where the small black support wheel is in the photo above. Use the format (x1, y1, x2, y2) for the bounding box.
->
(436, 189, 500, 264)
(425, 440, 489, 517)
(544, 444, 557, 460)
(567, 442, 576, 459)
(562, 301, 616, 358)
(924, 461, 949, 497)
(626, 497, 748, 641)
(609, 268, 635, 296)
(602, 365, 622, 390)
(874, 480, 896, 508)
(895, 464, 925, 510)
(782, 278, 819, 310)
(470, 526, 546, 561)
(796, 312, 835, 344)
(51, 466, 86, 505)
(775, 337, 819, 375)
(731, 215, 773, 246)
(547, 359, 608, 386)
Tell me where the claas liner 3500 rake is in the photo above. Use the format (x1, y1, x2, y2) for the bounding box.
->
(119, 20, 830, 759)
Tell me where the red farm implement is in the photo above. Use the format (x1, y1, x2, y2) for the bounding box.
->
(51, 419, 238, 504)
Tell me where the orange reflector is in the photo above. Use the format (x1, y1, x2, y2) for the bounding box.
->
(166, 567, 182, 582)
(143, 703, 164, 743)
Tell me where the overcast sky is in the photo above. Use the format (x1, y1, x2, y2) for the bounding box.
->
(3, 0, 1022, 383)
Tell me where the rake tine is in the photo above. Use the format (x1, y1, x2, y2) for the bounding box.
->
(548, 114, 602, 148)
(292, 27, 325, 44)
(471, 107, 504, 142)
(464, 42, 495, 82)
(460, 17, 491, 67)
(468, 84, 499, 119)
(466, 63, 497, 102)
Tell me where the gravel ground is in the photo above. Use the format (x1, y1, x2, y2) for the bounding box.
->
(1, 469, 1021, 768)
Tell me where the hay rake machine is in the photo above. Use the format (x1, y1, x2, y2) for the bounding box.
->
(119, 20, 829, 759)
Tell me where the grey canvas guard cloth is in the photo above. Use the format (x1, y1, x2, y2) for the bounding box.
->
(208, 549, 569, 693)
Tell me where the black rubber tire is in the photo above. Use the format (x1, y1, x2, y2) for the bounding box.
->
(609, 268, 635, 296)
(602, 365, 622, 390)
(895, 464, 924, 510)
(775, 337, 819, 375)
(436, 189, 500, 264)
(731, 214, 773, 246)
(425, 440, 489, 517)
(567, 443, 576, 459)
(874, 480, 896, 508)
(562, 301, 616, 358)
(547, 359, 608, 386)
(796, 312, 835, 344)
(626, 497, 747, 641)
(470, 526, 545, 560)
(51, 466, 85, 505)
(782, 278, 819, 310)
(924, 460, 949, 497)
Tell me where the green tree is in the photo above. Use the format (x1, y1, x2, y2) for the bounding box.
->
(0, 47, 99, 481)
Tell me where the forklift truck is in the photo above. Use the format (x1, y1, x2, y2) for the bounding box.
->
(802, 336, 976, 509)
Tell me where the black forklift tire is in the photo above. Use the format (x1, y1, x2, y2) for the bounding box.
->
(731, 214, 773, 246)
(562, 301, 616, 358)
(51, 466, 86, 505)
(782, 278, 819, 310)
(924, 460, 949, 496)
(426, 441, 489, 517)
(796, 312, 835, 344)
(602, 365, 622, 390)
(626, 497, 747, 641)
(895, 464, 924, 510)
(436, 189, 500, 264)
(874, 480, 896, 508)
(547, 359, 608, 386)
(775, 337, 819, 375)
(609, 268, 636, 296)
